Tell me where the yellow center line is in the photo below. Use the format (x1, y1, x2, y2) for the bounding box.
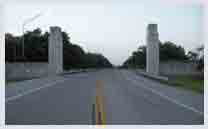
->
(95, 80, 106, 125)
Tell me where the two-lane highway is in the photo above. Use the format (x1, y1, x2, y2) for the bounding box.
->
(5, 69, 204, 124)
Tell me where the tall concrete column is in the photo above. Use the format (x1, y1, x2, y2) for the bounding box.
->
(48, 26, 63, 74)
(146, 24, 159, 75)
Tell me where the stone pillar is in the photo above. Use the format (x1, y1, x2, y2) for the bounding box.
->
(146, 24, 159, 75)
(48, 26, 63, 75)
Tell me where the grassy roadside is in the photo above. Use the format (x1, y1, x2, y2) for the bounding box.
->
(6, 77, 42, 85)
(165, 75, 204, 93)
(137, 72, 204, 93)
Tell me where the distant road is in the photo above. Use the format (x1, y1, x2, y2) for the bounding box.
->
(5, 69, 204, 124)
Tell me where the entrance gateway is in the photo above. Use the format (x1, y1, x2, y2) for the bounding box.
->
(47, 24, 160, 76)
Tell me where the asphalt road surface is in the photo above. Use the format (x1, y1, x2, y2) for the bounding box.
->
(5, 69, 204, 125)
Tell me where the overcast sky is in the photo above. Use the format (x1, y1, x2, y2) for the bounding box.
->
(4, 0, 203, 65)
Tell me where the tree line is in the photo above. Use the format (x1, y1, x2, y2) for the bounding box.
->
(122, 41, 204, 72)
(5, 28, 113, 69)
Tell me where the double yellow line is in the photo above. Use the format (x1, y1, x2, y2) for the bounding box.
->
(94, 80, 106, 125)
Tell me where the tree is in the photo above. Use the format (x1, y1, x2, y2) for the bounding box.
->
(5, 28, 113, 69)
(122, 41, 189, 68)
(187, 51, 198, 61)
(24, 28, 48, 61)
(159, 41, 188, 61)
(187, 45, 204, 72)
(122, 45, 146, 68)
(5, 33, 21, 62)
(196, 45, 204, 72)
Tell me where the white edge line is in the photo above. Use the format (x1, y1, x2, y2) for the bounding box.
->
(121, 71, 203, 116)
(6, 79, 66, 103)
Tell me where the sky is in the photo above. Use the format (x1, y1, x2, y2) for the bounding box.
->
(4, 0, 203, 65)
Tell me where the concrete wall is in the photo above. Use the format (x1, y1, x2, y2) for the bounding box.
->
(159, 61, 199, 75)
(6, 62, 49, 81)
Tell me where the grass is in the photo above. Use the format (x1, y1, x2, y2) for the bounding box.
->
(138, 72, 204, 93)
(6, 76, 41, 85)
(165, 75, 204, 93)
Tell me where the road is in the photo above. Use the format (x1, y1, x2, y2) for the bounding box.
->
(5, 69, 204, 124)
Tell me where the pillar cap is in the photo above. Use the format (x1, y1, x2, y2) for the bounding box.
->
(50, 26, 61, 32)
(147, 24, 158, 30)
